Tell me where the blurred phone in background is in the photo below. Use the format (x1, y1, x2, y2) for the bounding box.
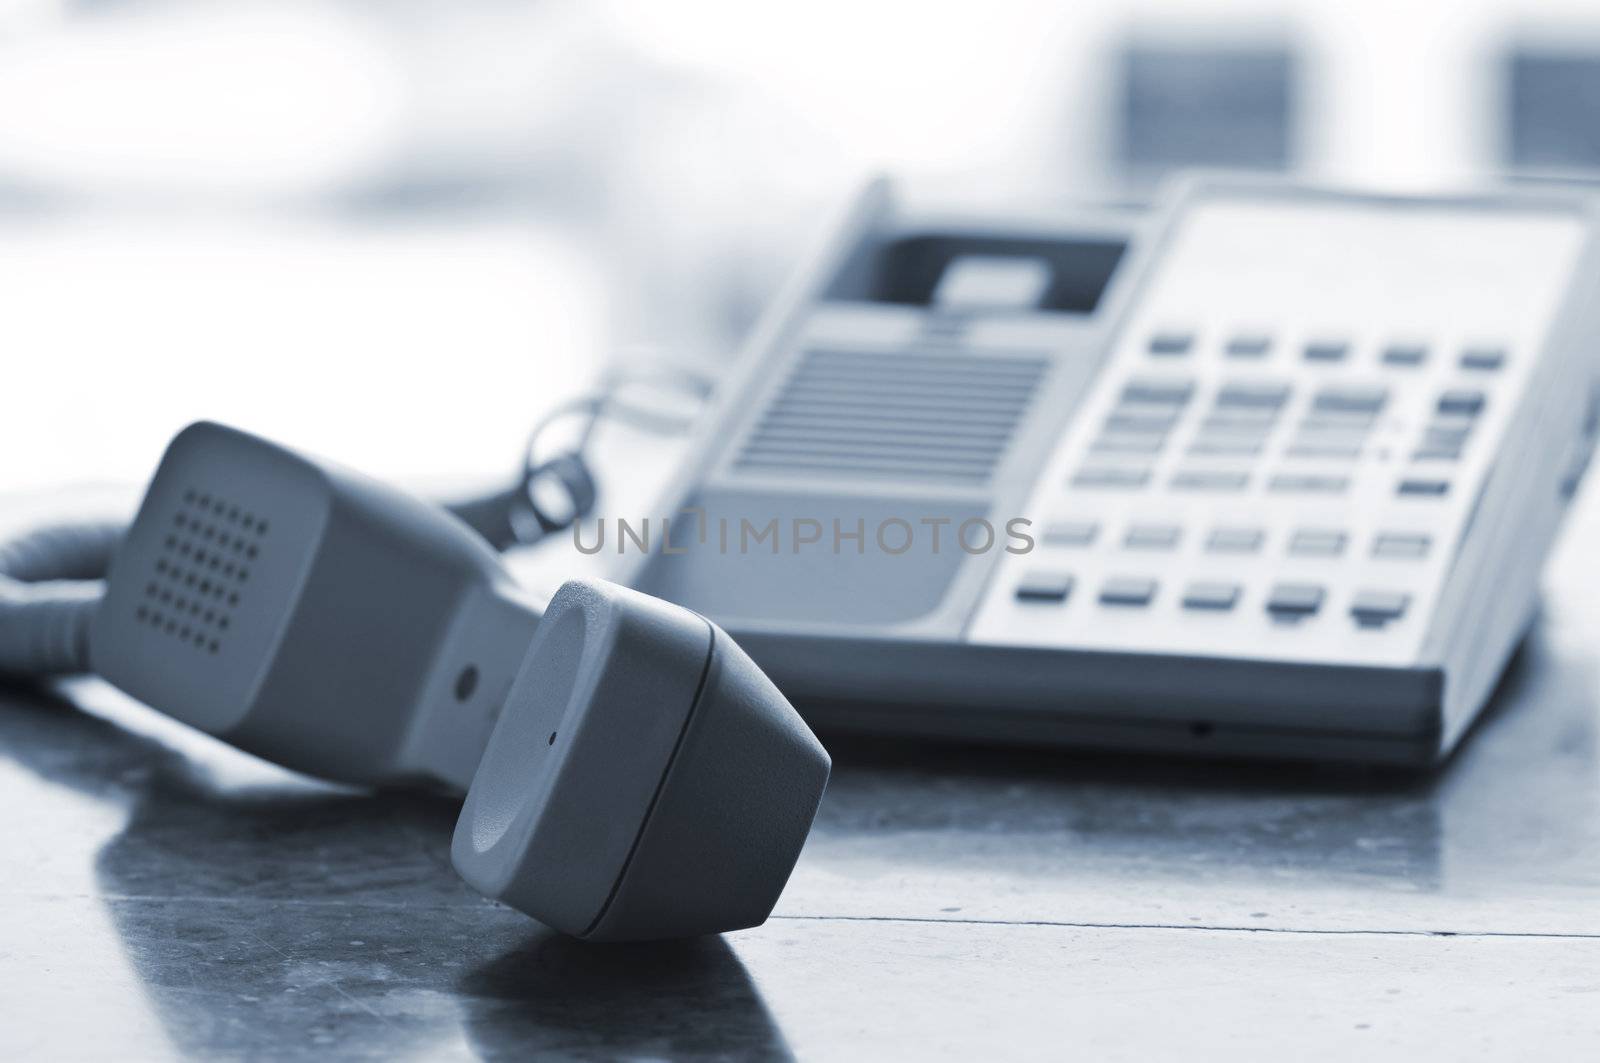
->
(1503, 41, 1600, 174)
(0, 1, 1599, 503)
(1114, 32, 1299, 190)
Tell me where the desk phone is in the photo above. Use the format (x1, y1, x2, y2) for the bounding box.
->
(630, 177, 1600, 764)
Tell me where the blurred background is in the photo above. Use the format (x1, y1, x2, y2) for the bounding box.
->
(3, 0, 1600, 495)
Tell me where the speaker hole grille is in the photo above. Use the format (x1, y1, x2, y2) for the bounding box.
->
(135, 486, 270, 655)
(733, 347, 1049, 485)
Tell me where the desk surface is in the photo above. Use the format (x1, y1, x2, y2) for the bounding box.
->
(4, 492, 1600, 1061)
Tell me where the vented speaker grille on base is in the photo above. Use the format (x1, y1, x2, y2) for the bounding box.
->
(734, 347, 1047, 485)
(133, 487, 268, 656)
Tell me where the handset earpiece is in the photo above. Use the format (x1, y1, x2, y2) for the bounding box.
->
(83, 419, 828, 940)
(452, 579, 830, 941)
(90, 420, 543, 789)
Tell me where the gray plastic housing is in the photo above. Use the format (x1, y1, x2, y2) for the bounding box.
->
(453, 578, 830, 941)
(625, 177, 1600, 766)
(90, 421, 541, 789)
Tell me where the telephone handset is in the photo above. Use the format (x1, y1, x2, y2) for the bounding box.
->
(1, 422, 829, 941)
(630, 176, 1600, 765)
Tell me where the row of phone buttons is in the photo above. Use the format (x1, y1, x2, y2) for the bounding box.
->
(1041, 521, 1432, 560)
(1114, 377, 1486, 424)
(1072, 465, 1453, 498)
(1145, 330, 1508, 372)
(1080, 377, 1485, 492)
(1013, 571, 1412, 626)
(1085, 461, 1456, 491)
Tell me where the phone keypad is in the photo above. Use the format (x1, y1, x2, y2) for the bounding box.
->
(971, 193, 1583, 668)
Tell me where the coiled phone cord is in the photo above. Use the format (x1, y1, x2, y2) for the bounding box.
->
(449, 361, 714, 550)
(0, 520, 121, 674)
(0, 361, 715, 677)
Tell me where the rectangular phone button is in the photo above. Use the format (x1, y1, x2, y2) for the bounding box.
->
(1172, 469, 1249, 491)
(1459, 346, 1506, 371)
(1122, 378, 1195, 405)
(1267, 582, 1325, 618)
(1216, 381, 1292, 409)
(1100, 577, 1157, 606)
(1226, 334, 1272, 358)
(1105, 411, 1179, 433)
(1090, 436, 1167, 456)
(1183, 581, 1240, 610)
(1398, 478, 1450, 497)
(1269, 474, 1349, 494)
(1042, 521, 1099, 547)
(1149, 331, 1195, 356)
(1124, 523, 1182, 550)
(1189, 439, 1265, 457)
(1285, 443, 1362, 460)
(1438, 389, 1486, 416)
(1383, 343, 1428, 367)
(1072, 467, 1152, 490)
(1313, 385, 1388, 414)
(1351, 590, 1410, 626)
(1373, 533, 1431, 559)
(1207, 527, 1264, 553)
(1289, 529, 1347, 557)
(1016, 571, 1074, 603)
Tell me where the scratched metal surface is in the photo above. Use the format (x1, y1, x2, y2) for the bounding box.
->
(3, 482, 1600, 1059)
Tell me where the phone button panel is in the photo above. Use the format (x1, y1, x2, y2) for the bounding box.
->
(971, 191, 1587, 667)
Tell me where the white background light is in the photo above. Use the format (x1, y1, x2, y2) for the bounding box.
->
(0, 216, 607, 494)
(0, 3, 401, 199)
